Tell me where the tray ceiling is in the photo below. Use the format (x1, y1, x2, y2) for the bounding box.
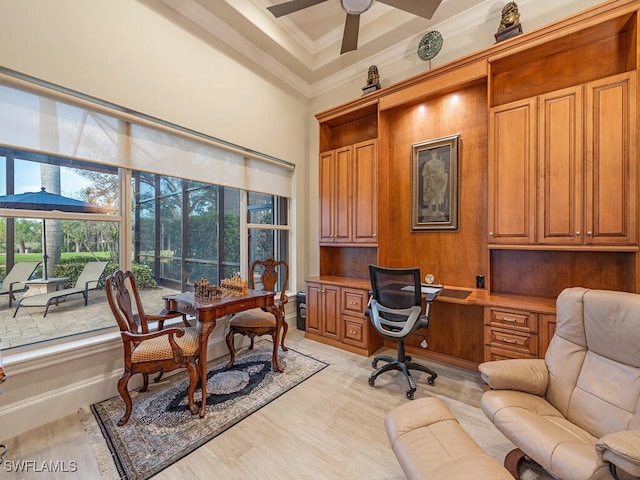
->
(158, 0, 511, 96)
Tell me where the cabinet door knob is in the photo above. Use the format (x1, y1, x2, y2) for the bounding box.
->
(575, 231, 580, 235)
(587, 231, 593, 236)
(489, 232, 493, 236)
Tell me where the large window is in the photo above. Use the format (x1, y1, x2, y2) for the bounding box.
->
(133, 174, 244, 291)
(0, 76, 294, 351)
(0, 148, 119, 275)
(247, 192, 289, 291)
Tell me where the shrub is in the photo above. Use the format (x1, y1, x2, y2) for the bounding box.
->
(131, 263, 158, 289)
(52, 259, 158, 289)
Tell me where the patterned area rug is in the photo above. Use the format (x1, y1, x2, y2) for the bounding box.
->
(89, 341, 328, 480)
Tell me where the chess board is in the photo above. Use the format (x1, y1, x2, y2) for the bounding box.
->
(216, 287, 246, 297)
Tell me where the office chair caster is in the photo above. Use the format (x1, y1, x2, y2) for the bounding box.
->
(427, 373, 437, 385)
(406, 389, 415, 400)
(368, 375, 376, 387)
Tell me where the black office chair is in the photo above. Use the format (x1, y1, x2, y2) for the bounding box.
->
(366, 265, 438, 399)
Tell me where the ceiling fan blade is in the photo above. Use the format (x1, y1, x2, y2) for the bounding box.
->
(377, 0, 443, 19)
(340, 13, 360, 54)
(267, 0, 328, 18)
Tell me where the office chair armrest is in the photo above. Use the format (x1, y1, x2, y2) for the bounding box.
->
(369, 300, 424, 338)
(596, 431, 640, 477)
(478, 359, 548, 395)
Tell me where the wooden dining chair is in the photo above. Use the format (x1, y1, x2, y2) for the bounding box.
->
(106, 270, 199, 425)
(225, 259, 289, 372)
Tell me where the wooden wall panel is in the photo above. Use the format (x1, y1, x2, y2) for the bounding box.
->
(378, 82, 488, 288)
(410, 303, 485, 363)
(320, 247, 376, 278)
(490, 250, 637, 297)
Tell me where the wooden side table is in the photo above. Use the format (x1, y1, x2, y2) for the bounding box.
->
(23, 277, 70, 297)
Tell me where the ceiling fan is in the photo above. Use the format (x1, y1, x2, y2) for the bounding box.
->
(267, 0, 443, 54)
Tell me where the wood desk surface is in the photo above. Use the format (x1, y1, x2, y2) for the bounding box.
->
(306, 275, 557, 314)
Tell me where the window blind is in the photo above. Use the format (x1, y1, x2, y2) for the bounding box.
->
(0, 74, 294, 197)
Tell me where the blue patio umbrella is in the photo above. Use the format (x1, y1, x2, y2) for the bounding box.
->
(0, 187, 114, 279)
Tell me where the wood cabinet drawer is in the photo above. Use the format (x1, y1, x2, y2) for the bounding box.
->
(342, 288, 368, 316)
(487, 308, 537, 333)
(484, 345, 537, 362)
(485, 327, 538, 356)
(342, 316, 366, 347)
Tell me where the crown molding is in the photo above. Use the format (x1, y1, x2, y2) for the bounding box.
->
(161, 0, 536, 99)
(311, 0, 522, 97)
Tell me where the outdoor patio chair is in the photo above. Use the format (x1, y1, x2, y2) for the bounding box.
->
(0, 261, 41, 308)
(13, 261, 109, 317)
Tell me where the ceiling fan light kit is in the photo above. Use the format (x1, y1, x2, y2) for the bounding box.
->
(341, 0, 373, 15)
(267, 0, 444, 54)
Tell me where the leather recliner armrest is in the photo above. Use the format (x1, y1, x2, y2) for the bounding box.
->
(478, 359, 549, 396)
(596, 431, 640, 477)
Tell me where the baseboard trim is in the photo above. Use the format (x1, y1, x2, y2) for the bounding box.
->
(0, 333, 233, 439)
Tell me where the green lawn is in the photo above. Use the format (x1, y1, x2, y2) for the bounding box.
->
(0, 252, 112, 278)
(1, 252, 111, 263)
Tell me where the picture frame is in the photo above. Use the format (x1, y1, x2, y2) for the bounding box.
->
(411, 134, 460, 231)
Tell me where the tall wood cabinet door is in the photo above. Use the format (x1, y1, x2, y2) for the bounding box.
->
(585, 71, 638, 246)
(537, 86, 584, 245)
(488, 98, 537, 244)
(319, 151, 336, 244)
(305, 283, 322, 334)
(334, 146, 353, 243)
(322, 285, 341, 340)
(352, 140, 378, 244)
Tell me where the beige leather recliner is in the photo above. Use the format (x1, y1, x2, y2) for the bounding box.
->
(479, 287, 640, 480)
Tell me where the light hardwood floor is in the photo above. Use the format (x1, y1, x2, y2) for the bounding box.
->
(2, 327, 486, 480)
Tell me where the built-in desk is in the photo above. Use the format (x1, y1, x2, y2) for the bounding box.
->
(305, 276, 557, 370)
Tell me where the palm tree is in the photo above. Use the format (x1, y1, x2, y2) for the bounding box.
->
(39, 97, 63, 277)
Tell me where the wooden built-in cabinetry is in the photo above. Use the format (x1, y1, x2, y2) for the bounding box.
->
(310, 1, 640, 368)
(319, 139, 378, 245)
(484, 305, 557, 361)
(489, 72, 637, 247)
(305, 276, 382, 356)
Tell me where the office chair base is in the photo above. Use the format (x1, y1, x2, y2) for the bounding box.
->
(368, 357, 437, 399)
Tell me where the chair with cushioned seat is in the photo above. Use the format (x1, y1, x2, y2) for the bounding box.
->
(225, 259, 289, 372)
(367, 265, 438, 399)
(106, 269, 199, 426)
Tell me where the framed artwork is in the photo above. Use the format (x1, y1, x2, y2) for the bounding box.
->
(411, 134, 460, 231)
